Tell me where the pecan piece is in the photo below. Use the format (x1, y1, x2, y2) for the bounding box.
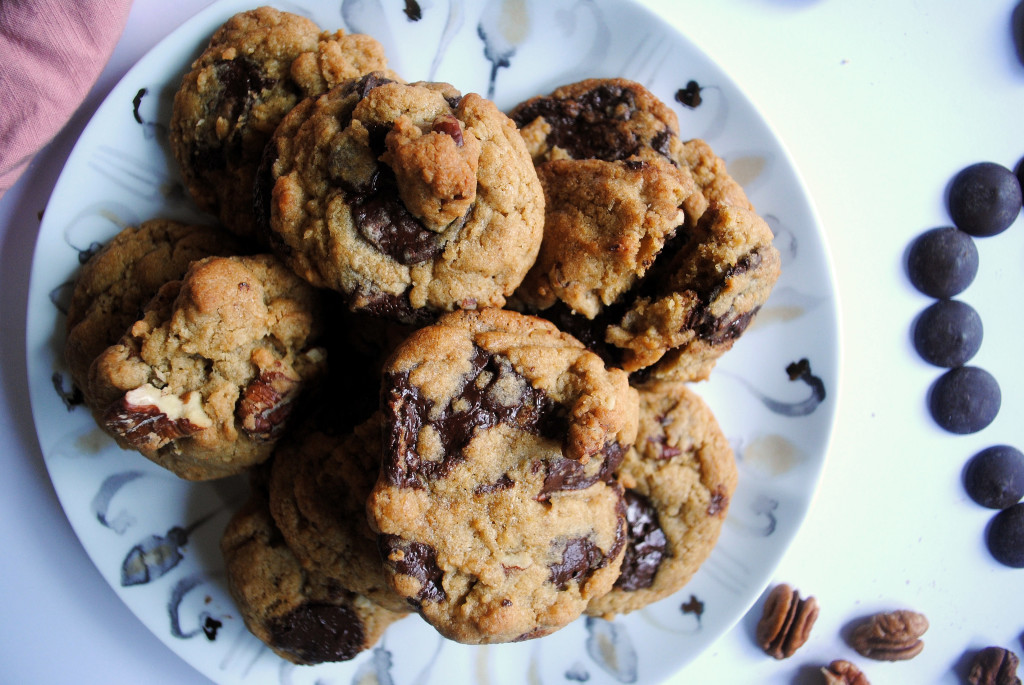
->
(236, 367, 301, 441)
(821, 659, 870, 684)
(104, 383, 211, 451)
(968, 646, 1022, 685)
(848, 610, 928, 661)
(755, 583, 820, 659)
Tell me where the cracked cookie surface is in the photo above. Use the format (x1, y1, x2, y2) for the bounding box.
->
(588, 381, 736, 618)
(367, 308, 637, 643)
(87, 254, 327, 480)
(264, 74, 544, 323)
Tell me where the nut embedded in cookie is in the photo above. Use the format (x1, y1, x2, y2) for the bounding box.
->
(87, 254, 328, 480)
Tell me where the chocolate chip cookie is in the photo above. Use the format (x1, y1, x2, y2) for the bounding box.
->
(366, 308, 637, 643)
(509, 78, 779, 382)
(170, 7, 391, 238)
(222, 490, 406, 665)
(64, 219, 240, 406)
(269, 412, 408, 613)
(587, 381, 736, 618)
(263, 74, 544, 323)
(87, 254, 327, 480)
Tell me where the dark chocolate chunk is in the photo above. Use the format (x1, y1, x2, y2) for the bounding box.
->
(538, 442, 625, 500)
(964, 445, 1024, 510)
(906, 226, 979, 298)
(986, 502, 1024, 567)
(913, 299, 983, 367)
(383, 347, 565, 488)
(351, 169, 446, 265)
(948, 162, 1022, 237)
(549, 536, 606, 590)
(510, 83, 676, 163)
(928, 365, 1001, 434)
(474, 473, 515, 495)
(377, 534, 446, 603)
(614, 490, 668, 592)
(269, 601, 365, 663)
(189, 57, 273, 172)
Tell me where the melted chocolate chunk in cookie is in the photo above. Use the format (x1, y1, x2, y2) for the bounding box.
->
(378, 534, 446, 605)
(350, 170, 448, 265)
(549, 537, 607, 590)
(383, 346, 566, 488)
(190, 58, 274, 172)
(511, 82, 675, 163)
(538, 441, 625, 500)
(615, 490, 668, 591)
(269, 602, 365, 663)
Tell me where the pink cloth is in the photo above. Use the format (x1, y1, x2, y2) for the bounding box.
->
(0, 0, 133, 198)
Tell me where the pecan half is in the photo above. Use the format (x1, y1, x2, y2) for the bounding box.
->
(236, 367, 301, 441)
(104, 383, 211, 451)
(821, 659, 870, 684)
(968, 646, 1022, 685)
(755, 583, 820, 659)
(848, 610, 928, 661)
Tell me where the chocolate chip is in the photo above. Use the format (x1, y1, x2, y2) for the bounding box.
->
(355, 285, 435, 325)
(269, 601, 365, 664)
(614, 490, 667, 591)
(351, 169, 446, 265)
(474, 473, 515, 495)
(537, 442, 625, 500)
(189, 58, 272, 172)
(383, 347, 565, 488)
(378, 534, 446, 604)
(549, 536, 606, 590)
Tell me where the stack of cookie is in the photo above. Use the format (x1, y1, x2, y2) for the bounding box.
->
(64, 6, 779, 664)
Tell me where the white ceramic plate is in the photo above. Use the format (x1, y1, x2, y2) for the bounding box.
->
(26, 1, 840, 683)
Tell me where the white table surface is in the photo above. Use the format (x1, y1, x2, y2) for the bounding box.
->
(2, 1, 1023, 683)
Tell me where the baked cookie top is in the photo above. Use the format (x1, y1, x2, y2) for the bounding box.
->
(64, 219, 239, 405)
(514, 156, 695, 319)
(264, 73, 544, 323)
(269, 412, 408, 613)
(509, 78, 780, 383)
(221, 491, 406, 665)
(367, 308, 637, 643)
(587, 381, 737, 618)
(170, 7, 390, 238)
(87, 254, 327, 480)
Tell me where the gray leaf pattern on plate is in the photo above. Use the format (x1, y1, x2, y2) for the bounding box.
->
(168, 573, 224, 641)
(732, 358, 827, 417)
(51, 371, 83, 410)
(477, 0, 529, 99)
(351, 644, 396, 685)
(120, 509, 219, 586)
(584, 617, 637, 683)
(92, 470, 146, 533)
